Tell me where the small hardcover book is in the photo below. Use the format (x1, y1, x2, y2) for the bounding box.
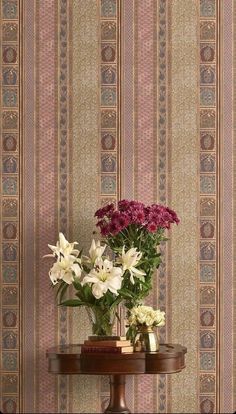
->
(88, 335, 127, 341)
(84, 340, 131, 347)
(81, 345, 133, 354)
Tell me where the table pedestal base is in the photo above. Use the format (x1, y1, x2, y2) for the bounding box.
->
(104, 375, 131, 414)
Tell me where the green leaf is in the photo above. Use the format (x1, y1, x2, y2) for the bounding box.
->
(83, 284, 95, 303)
(118, 288, 135, 299)
(73, 279, 82, 291)
(110, 296, 122, 309)
(104, 291, 115, 306)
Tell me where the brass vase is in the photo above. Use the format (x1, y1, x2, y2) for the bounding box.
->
(134, 326, 159, 352)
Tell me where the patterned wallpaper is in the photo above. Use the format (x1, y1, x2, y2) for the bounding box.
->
(0, 0, 235, 413)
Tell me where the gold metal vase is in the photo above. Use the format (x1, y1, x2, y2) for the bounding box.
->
(134, 326, 159, 352)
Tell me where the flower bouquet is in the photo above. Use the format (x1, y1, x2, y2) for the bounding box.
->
(95, 199, 179, 309)
(45, 199, 179, 339)
(44, 234, 125, 336)
(127, 305, 166, 328)
(127, 305, 165, 351)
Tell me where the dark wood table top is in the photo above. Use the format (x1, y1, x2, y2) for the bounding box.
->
(47, 343, 187, 375)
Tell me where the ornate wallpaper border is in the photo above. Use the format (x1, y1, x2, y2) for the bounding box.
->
(158, 1, 168, 411)
(1, 0, 20, 412)
(100, 0, 121, 207)
(58, 0, 71, 412)
(99, 0, 121, 410)
(222, 1, 234, 412)
(199, 0, 218, 412)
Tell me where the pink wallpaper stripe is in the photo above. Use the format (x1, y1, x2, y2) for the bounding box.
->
(223, 1, 233, 412)
(23, 2, 36, 412)
(37, 1, 58, 412)
(122, 1, 135, 410)
(134, 1, 155, 412)
(122, 0, 134, 200)
(134, 0, 155, 205)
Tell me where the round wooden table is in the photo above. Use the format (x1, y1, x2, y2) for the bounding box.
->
(47, 343, 187, 414)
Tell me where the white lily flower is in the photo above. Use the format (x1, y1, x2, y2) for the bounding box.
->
(91, 282, 107, 299)
(82, 257, 123, 299)
(119, 246, 146, 284)
(71, 263, 82, 279)
(46, 232, 80, 259)
(88, 239, 106, 263)
(49, 256, 82, 285)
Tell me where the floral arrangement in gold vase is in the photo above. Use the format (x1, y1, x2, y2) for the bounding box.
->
(127, 305, 165, 352)
(44, 199, 179, 343)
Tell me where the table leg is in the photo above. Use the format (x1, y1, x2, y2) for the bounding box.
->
(104, 375, 131, 414)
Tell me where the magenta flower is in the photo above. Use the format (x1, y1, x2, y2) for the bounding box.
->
(118, 199, 130, 211)
(129, 206, 145, 224)
(147, 222, 158, 233)
(109, 221, 121, 235)
(95, 203, 115, 219)
(94, 199, 179, 237)
(116, 212, 130, 228)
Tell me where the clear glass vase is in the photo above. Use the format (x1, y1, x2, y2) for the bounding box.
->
(134, 325, 159, 352)
(86, 305, 117, 337)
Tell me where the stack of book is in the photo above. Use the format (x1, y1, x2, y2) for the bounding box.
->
(81, 336, 133, 354)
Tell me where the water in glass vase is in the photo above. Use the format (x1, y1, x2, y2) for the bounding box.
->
(86, 306, 117, 337)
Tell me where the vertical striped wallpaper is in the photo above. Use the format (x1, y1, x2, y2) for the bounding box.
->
(168, 1, 199, 412)
(0, 0, 235, 413)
